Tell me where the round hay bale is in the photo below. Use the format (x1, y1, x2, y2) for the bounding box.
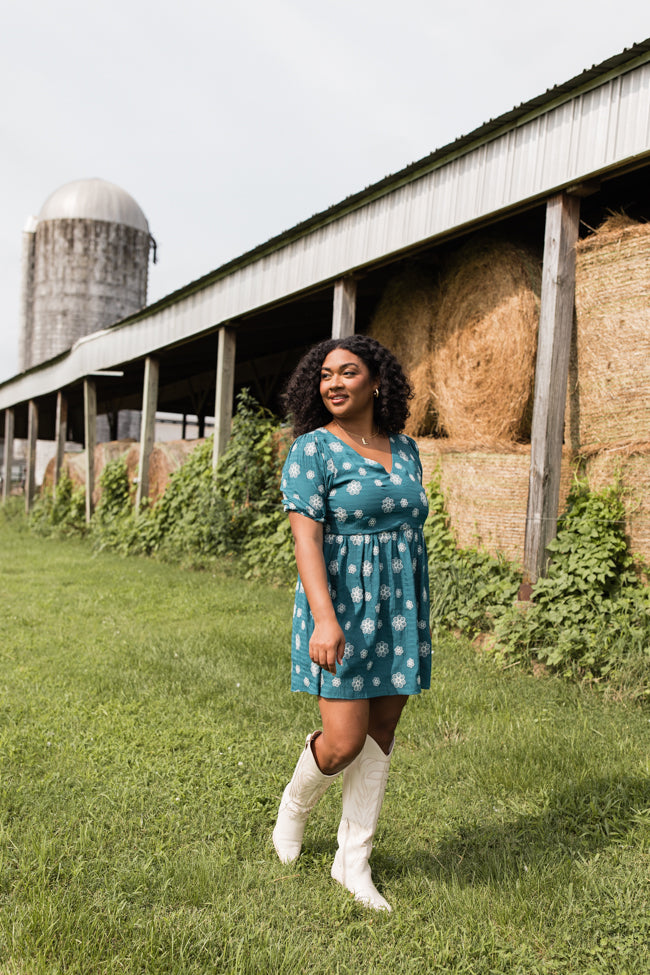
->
(429, 239, 541, 442)
(42, 441, 134, 502)
(42, 451, 85, 491)
(585, 444, 650, 563)
(367, 268, 439, 436)
(93, 440, 134, 504)
(148, 439, 205, 502)
(42, 439, 207, 506)
(568, 215, 650, 452)
(416, 437, 574, 565)
(125, 443, 141, 493)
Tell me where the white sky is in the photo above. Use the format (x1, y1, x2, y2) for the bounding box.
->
(1, 0, 649, 382)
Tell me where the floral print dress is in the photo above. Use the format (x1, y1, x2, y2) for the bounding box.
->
(281, 428, 432, 699)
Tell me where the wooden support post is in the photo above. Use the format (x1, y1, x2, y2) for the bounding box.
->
(25, 400, 38, 514)
(3, 408, 15, 503)
(53, 391, 68, 493)
(2, 408, 15, 504)
(523, 192, 580, 583)
(83, 378, 97, 523)
(332, 278, 356, 339)
(136, 356, 159, 511)
(213, 326, 237, 469)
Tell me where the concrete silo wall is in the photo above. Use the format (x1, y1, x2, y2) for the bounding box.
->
(27, 218, 149, 369)
(18, 224, 37, 373)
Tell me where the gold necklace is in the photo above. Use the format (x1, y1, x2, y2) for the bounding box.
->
(334, 420, 381, 447)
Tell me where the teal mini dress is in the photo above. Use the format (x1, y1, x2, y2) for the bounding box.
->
(281, 428, 432, 699)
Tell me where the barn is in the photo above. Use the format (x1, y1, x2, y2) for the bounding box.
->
(2, 38, 650, 582)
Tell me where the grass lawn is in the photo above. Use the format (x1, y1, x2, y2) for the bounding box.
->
(1, 524, 649, 974)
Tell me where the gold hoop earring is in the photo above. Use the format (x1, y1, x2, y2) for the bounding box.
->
(374, 388, 379, 398)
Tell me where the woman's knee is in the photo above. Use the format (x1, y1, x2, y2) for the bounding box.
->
(313, 730, 365, 773)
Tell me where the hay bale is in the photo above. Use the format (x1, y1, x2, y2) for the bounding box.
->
(42, 451, 85, 491)
(42, 439, 205, 505)
(566, 215, 650, 453)
(43, 441, 135, 501)
(147, 439, 205, 502)
(367, 268, 439, 436)
(125, 439, 207, 501)
(417, 437, 574, 565)
(92, 441, 135, 504)
(124, 443, 141, 493)
(429, 239, 541, 442)
(585, 445, 650, 563)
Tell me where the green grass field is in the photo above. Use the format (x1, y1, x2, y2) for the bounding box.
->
(1, 524, 649, 974)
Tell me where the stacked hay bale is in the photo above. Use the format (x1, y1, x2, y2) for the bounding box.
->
(430, 239, 541, 443)
(585, 447, 650, 562)
(367, 267, 439, 436)
(417, 439, 573, 563)
(568, 215, 650, 561)
(369, 237, 550, 564)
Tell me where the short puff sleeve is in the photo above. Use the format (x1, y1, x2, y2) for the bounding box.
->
(395, 433, 423, 484)
(281, 433, 329, 523)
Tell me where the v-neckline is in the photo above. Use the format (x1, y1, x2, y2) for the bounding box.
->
(319, 428, 394, 476)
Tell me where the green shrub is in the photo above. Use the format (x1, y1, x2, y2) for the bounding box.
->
(212, 389, 294, 580)
(138, 438, 231, 561)
(29, 470, 85, 537)
(90, 457, 140, 554)
(423, 470, 650, 694)
(82, 389, 295, 581)
(494, 478, 650, 688)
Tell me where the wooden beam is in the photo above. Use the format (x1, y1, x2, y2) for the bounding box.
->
(332, 278, 356, 339)
(2, 408, 14, 503)
(25, 400, 38, 514)
(135, 356, 159, 511)
(524, 192, 580, 583)
(53, 391, 68, 493)
(213, 326, 237, 468)
(83, 378, 97, 523)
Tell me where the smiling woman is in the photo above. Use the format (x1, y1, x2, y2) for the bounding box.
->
(272, 335, 430, 913)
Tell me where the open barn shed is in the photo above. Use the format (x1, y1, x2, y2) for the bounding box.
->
(3, 38, 650, 581)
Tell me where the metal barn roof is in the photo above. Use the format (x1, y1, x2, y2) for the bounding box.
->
(2, 38, 650, 412)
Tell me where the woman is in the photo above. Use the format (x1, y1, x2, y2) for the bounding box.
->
(272, 335, 431, 912)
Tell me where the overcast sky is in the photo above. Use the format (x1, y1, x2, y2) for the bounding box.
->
(1, 0, 649, 382)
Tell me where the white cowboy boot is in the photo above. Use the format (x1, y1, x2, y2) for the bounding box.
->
(331, 735, 394, 912)
(273, 732, 340, 864)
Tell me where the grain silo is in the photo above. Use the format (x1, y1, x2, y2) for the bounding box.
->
(19, 177, 152, 439)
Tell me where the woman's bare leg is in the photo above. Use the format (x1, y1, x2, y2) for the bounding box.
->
(313, 698, 369, 774)
(368, 695, 408, 753)
(312, 695, 409, 773)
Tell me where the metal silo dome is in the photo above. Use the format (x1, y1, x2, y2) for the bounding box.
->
(38, 178, 149, 233)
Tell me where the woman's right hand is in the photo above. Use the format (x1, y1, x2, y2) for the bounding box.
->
(309, 620, 346, 675)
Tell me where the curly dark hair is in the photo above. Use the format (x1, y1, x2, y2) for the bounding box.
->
(284, 335, 413, 437)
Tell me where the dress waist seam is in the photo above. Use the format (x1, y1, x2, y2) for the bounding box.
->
(323, 528, 424, 538)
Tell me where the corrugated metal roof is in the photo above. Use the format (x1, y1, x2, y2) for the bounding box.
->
(2, 38, 650, 410)
(139, 35, 650, 312)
